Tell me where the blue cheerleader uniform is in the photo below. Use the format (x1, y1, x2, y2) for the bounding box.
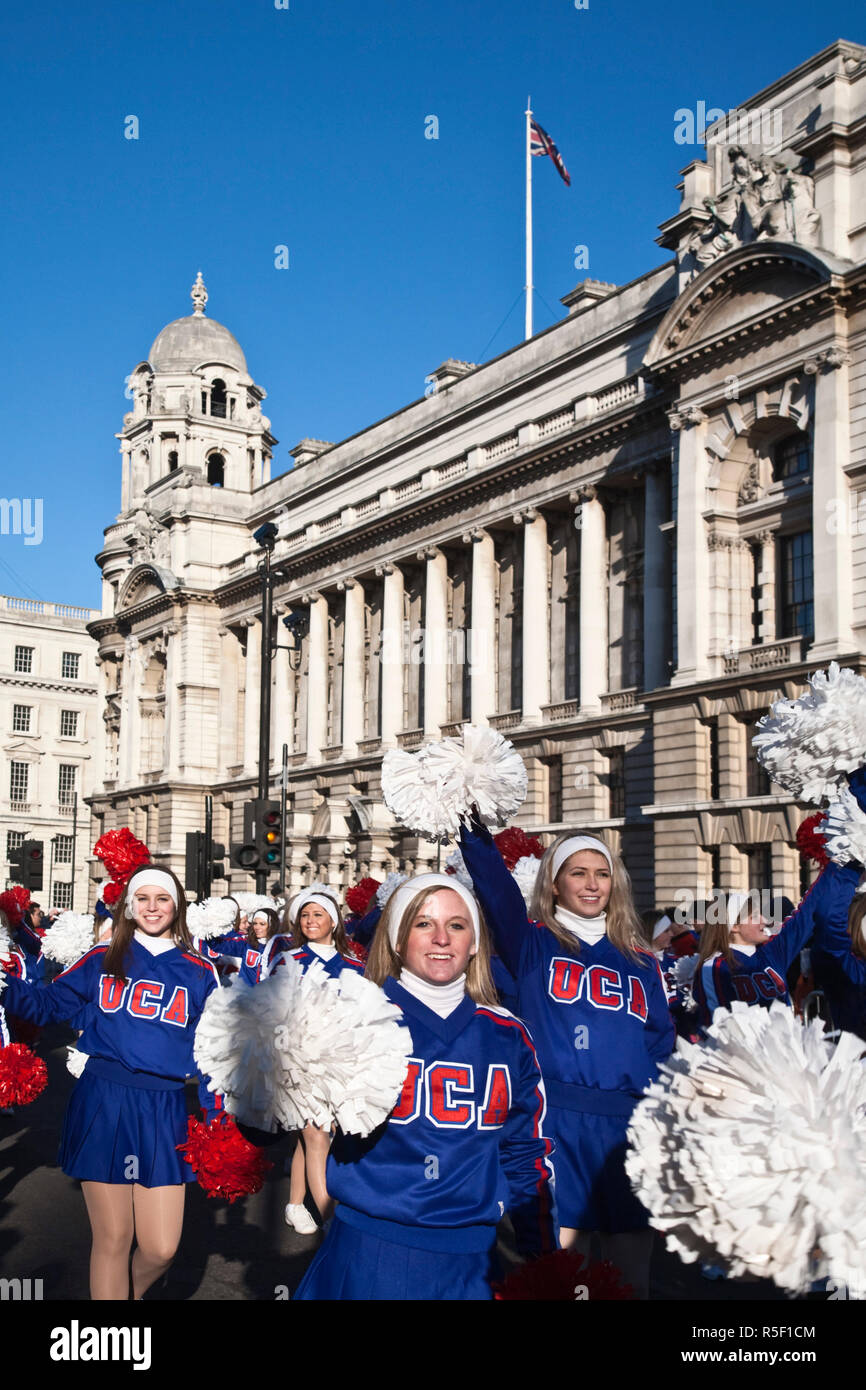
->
(802, 867, 866, 1041)
(2, 938, 223, 1186)
(459, 822, 674, 1233)
(294, 976, 555, 1300)
(692, 861, 862, 1029)
(196, 930, 266, 986)
(259, 939, 365, 981)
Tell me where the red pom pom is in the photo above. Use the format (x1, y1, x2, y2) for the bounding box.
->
(671, 929, 698, 958)
(494, 827, 545, 871)
(796, 813, 829, 868)
(0, 1043, 48, 1108)
(101, 881, 124, 908)
(0, 888, 30, 927)
(93, 828, 151, 880)
(345, 878, 381, 917)
(177, 1113, 272, 1203)
(493, 1250, 634, 1301)
(346, 940, 368, 965)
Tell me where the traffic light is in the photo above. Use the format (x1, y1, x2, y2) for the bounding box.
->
(10, 840, 44, 892)
(185, 832, 205, 895)
(230, 800, 281, 874)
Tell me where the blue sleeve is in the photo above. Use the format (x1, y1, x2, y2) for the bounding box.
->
(459, 821, 531, 979)
(813, 877, 866, 988)
(736, 861, 861, 979)
(644, 956, 676, 1064)
(2, 948, 101, 1024)
(14, 923, 43, 959)
(351, 905, 381, 948)
(498, 1024, 556, 1259)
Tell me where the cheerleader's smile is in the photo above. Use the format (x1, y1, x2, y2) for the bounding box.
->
(402, 889, 476, 985)
(132, 889, 175, 937)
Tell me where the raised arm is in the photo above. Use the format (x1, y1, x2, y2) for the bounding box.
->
(458, 818, 532, 978)
(736, 861, 861, 980)
(496, 1020, 556, 1259)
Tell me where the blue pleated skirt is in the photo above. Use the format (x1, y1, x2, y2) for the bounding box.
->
(58, 1062, 193, 1187)
(548, 1103, 647, 1232)
(294, 1212, 494, 1301)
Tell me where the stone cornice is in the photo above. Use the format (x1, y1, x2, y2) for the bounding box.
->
(0, 675, 98, 696)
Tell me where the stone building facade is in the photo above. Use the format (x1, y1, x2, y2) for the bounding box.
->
(88, 41, 866, 911)
(1, 593, 101, 910)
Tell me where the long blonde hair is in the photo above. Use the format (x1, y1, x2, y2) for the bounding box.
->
(366, 885, 498, 1006)
(530, 829, 648, 966)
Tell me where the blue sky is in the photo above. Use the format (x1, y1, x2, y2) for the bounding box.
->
(0, 0, 862, 603)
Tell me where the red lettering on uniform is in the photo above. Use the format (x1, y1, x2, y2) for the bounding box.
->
(548, 957, 585, 1003)
(627, 974, 649, 1021)
(99, 975, 129, 1013)
(426, 1062, 476, 1128)
(245, 950, 259, 969)
(390, 1059, 423, 1124)
(587, 965, 623, 1011)
(478, 1065, 512, 1128)
(754, 968, 786, 1001)
(127, 979, 165, 1019)
(161, 985, 189, 1027)
(763, 966, 786, 994)
(733, 976, 758, 1003)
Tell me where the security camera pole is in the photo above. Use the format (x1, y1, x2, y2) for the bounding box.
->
(254, 522, 278, 892)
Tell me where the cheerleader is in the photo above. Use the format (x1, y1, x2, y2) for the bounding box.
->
(293, 873, 554, 1300)
(0, 865, 224, 1300)
(692, 860, 862, 1029)
(799, 879, 866, 1041)
(263, 888, 363, 1235)
(458, 817, 673, 1297)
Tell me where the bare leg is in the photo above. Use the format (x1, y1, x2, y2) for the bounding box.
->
(559, 1227, 592, 1255)
(302, 1124, 333, 1222)
(598, 1230, 654, 1300)
(130, 1184, 185, 1299)
(81, 1181, 135, 1300)
(288, 1136, 307, 1205)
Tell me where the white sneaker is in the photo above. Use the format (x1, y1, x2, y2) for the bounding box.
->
(285, 1203, 318, 1234)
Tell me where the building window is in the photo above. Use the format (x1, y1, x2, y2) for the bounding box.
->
(52, 881, 73, 910)
(10, 761, 29, 803)
(6, 830, 25, 859)
(607, 748, 626, 819)
(544, 756, 563, 823)
(61, 651, 80, 680)
(168, 450, 179, 471)
(779, 531, 814, 640)
(772, 431, 811, 482)
(58, 764, 77, 806)
(207, 453, 225, 487)
(750, 543, 762, 644)
(12, 704, 31, 733)
(745, 720, 770, 796)
(745, 844, 773, 894)
(210, 379, 227, 419)
(60, 710, 78, 738)
(54, 834, 73, 864)
(14, 645, 33, 673)
(706, 718, 720, 800)
(709, 846, 721, 892)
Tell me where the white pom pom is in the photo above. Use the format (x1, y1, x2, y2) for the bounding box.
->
(821, 787, 866, 867)
(753, 663, 866, 804)
(232, 893, 279, 915)
(376, 872, 407, 907)
(41, 913, 95, 969)
(66, 1047, 88, 1078)
(626, 1001, 866, 1292)
(186, 897, 238, 939)
(195, 954, 412, 1136)
(670, 953, 699, 1011)
(382, 724, 527, 841)
(511, 855, 541, 907)
(444, 850, 473, 890)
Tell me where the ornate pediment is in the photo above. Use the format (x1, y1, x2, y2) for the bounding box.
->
(116, 562, 180, 614)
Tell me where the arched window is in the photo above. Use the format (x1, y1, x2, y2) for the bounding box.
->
(168, 450, 178, 471)
(207, 453, 225, 487)
(210, 379, 227, 419)
(771, 431, 811, 483)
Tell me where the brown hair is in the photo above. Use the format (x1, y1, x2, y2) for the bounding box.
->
(103, 866, 195, 982)
(288, 891, 350, 955)
(246, 906, 282, 946)
(849, 895, 866, 961)
(365, 884, 498, 1006)
(530, 830, 649, 966)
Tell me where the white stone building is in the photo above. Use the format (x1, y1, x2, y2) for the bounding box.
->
(89, 40, 866, 911)
(1, 593, 101, 910)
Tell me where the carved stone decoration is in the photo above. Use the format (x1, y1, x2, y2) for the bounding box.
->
(668, 406, 707, 431)
(805, 346, 852, 375)
(738, 460, 762, 504)
(127, 507, 171, 567)
(191, 270, 208, 316)
(682, 146, 822, 275)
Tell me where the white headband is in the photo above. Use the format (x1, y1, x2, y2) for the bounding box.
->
(387, 873, 481, 950)
(652, 913, 673, 941)
(551, 836, 613, 880)
(289, 890, 339, 927)
(126, 868, 179, 913)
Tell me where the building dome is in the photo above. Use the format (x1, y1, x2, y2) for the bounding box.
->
(148, 272, 248, 374)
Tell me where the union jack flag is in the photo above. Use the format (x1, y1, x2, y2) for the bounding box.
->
(530, 118, 571, 186)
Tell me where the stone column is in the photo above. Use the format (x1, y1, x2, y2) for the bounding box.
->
(755, 529, 776, 645)
(121, 635, 142, 787)
(120, 443, 132, 513)
(218, 627, 241, 772)
(163, 622, 181, 777)
(419, 547, 449, 736)
(806, 347, 854, 660)
(643, 466, 668, 691)
(304, 591, 329, 763)
(670, 407, 711, 684)
(242, 618, 260, 777)
(340, 578, 366, 755)
(465, 528, 497, 724)
(516, 510, 550, 722)
(378, 563, 404, 744)
(272, 608, 294, 758)
(577, 487, 608, 711)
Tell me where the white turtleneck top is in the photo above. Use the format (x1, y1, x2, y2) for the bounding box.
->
(554, 905, 607, 946)
(398, 967, 467, 1018)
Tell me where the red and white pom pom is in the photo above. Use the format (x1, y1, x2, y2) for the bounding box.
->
(0, 1043, 48, 1108)
(753, 663, 866, 804)
(346, 878, 381, 917)
(382, 724, 527, 841)
(796, 812, 830, 868)
(93, 828, 151, 880)
(0, 887, 30, 929)
(41, 913, 95, 969)
(494, 826, 544, 869)
(177, 1113, 272, 1203)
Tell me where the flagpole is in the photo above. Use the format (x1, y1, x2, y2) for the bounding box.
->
(525, 96, 533, 341)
